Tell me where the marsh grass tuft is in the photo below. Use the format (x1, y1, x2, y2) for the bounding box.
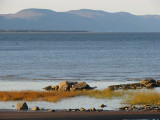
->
(124, 91, 160, 105)
(87, 89, 125, 99)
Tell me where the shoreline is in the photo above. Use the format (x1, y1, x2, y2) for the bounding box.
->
(0, 110, 160, 120)
(1, 79, 160, 111)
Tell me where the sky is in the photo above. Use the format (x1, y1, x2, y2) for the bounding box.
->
(0, 0, 160, 15)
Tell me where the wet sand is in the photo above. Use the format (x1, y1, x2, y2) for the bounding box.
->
(0, 111, 160, 120)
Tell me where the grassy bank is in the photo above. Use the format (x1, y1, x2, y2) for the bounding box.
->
(0, 90, 160, 105)
(0, 91, 84, 102)
(0, 90, 125, 102)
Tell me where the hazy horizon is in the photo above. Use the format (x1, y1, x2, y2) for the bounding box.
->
(0, 0, 160, 15)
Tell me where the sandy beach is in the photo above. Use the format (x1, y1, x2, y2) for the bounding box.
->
(0, 111, 160, 120)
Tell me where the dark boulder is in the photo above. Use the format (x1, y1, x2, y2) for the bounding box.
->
(99, 104, 106, 108)
(71, 82, 89, 90)
(16, 102, 28, 110)
(43, 86, 52, 91)
(51, 85, 59, 91)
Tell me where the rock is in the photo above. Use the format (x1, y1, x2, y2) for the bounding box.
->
(153, 107, 160, 110)
(86, 109, 91, 112)
(44, 81, 96, 91)
(32, 106, 40, 111)
(141, 78, 156, 85)
(59, 81, 71, 91)
(129, 84, 137, 89)
(107, 78, 160, 91)
(97, 109, 103, 112)
(141, 80, 147, 85)
(71, 82, 94, 91)
(71, 82, 88, 90)
(122, 84, 130, 90)
(40, 108, 44, 110)
(48, 109, 55, 112)
(131, 83, 143, 89)
(118, 106, 128, 111)
(69, 86, 74, 91)
(156, 81, 160, 87)
(107, 86, 115, 91)
(57, 109, 65, 112)
(127, 105, 138, 111)
(68, 81, 78, 85)
(138, 107, 145, 111)
(66, 109, 72, 112)
(79, 82, 90, 89)
(129, 83, 141, 89)
(113, 85, 120, 90)
(51, 85, 59, 90)
(80, 107, 85, 111)
(63, 109, 68, 112)
(16, 102, 28, 110)
(144, 105, 151, 109)
(90, 108, 96, 111)
(43, 86, 52, 91)
(145, 83, 155, 88)
(130, 105, 136, 109)
(60, 109, 68, 112)
(71, 109, 79, 112)
(99, 104, 106, 108)
(76, 109, 80, 111)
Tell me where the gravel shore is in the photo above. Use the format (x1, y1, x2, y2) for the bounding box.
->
(0, 110, 160, 120)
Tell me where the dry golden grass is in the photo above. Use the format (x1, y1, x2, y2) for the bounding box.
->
(0, 90, 125, 102)
(0, 91, 84, 102)
(87, 89, 125, 99)
(1, 89, 160, 105)
(124, 91, 160, 105)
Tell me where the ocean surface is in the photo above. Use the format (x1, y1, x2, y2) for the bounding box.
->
(0, 32, 160, 110)
(0, 32, 160, 83)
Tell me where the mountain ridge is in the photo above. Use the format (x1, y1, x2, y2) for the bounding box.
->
(0, 8, 160, 32)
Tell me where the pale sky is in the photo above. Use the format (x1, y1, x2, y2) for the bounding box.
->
(0, 0, 160, 15)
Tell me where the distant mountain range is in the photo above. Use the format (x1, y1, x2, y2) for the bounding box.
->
(0, 8, 160, 32)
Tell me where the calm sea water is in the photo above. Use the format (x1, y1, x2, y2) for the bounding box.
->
(0, 32, 160, 82)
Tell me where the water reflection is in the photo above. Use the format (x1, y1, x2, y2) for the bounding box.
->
(0, 96, 123, 110)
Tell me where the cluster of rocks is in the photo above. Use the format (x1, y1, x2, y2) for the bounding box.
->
(118, 105, 160, 112)
(17, 102, 42, 111)
(51, 108, 104, 112)
(43, 81, 96, 91)
(16, 102, 106, 112)
(16, 102, 160, 112)
(107, 78, 160, 91)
